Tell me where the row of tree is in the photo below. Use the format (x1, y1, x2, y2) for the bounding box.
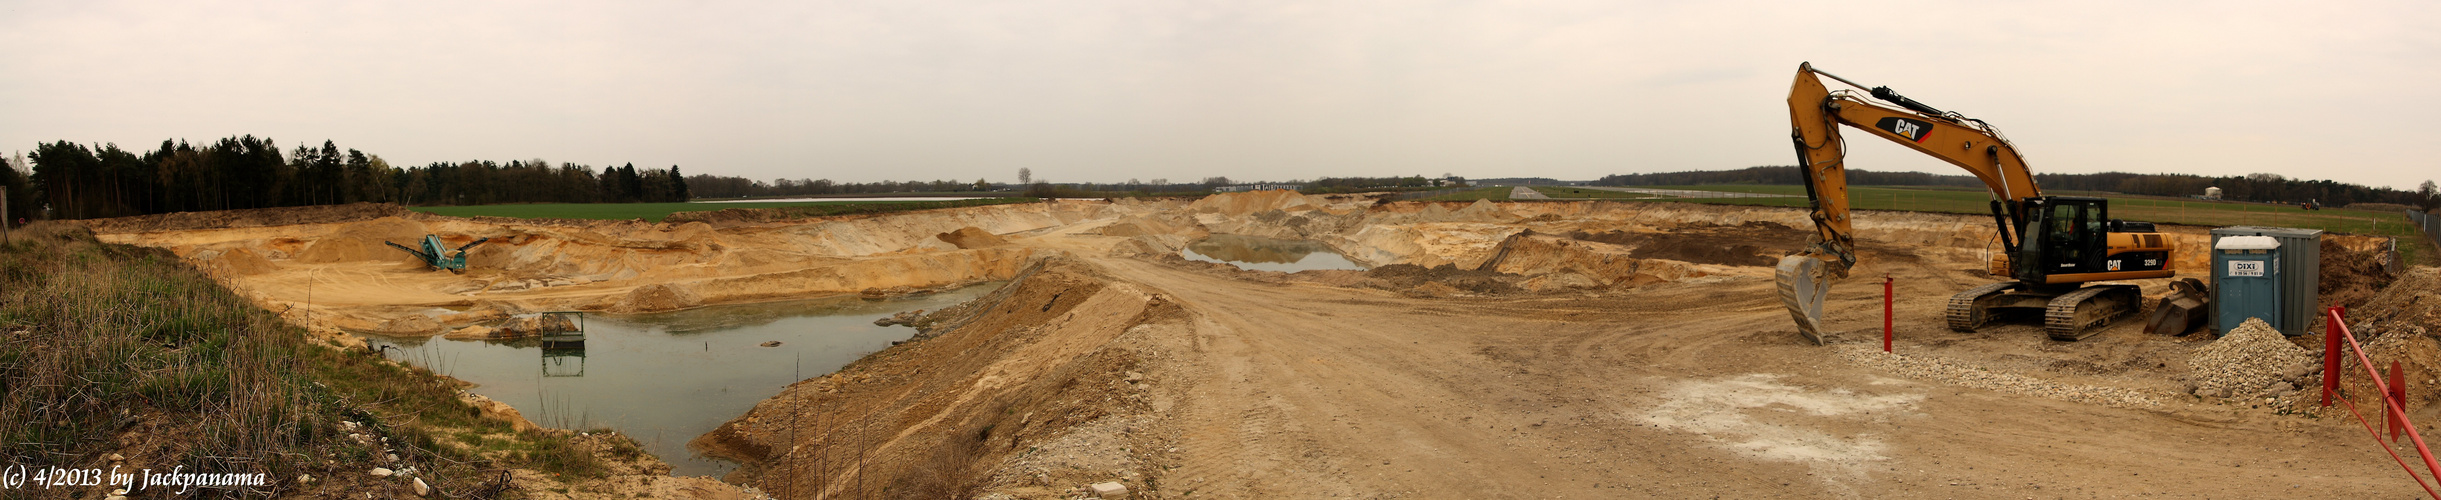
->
(1597, 166, 2440, 210)
(1302, 176, 1462, 193)
(4, 137, 697, 220)
(679, 174, 1267, 199)
(1593, 166, 1991, 188)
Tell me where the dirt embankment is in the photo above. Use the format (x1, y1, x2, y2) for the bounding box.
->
(696, 257, 1180, 498)
(1566, 220, 1805, 267)
(73, 202, 411, 233)
(2323, 266, 2441, 417)
(2321, 236, 2401, 311)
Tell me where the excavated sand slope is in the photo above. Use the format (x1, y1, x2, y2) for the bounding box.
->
(91, 200, 1178, 340)
(95, 191, 2342, 342)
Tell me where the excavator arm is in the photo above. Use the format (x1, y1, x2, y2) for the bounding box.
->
(1777, 62, 2045, 343)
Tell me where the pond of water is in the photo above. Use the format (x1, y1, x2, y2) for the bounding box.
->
(365, 285, 997, 477)
(1180, 234, 1368, 272)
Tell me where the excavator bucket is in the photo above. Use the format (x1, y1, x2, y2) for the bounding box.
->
(1776, 255, 1832, 345)
(2143, 278, 2211, 335)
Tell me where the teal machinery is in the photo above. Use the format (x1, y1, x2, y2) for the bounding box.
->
(385, 234, 490, 273)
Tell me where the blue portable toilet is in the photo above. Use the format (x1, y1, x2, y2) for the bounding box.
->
(2213, 236, 2281, 335)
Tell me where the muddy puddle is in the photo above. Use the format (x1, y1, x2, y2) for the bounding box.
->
(1181, 234, 1367, 272)
(365, 285, 999, 477)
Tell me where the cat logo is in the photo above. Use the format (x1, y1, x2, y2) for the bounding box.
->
(1875, 117, 1933, 143)
(2108, 259, 2122, 271)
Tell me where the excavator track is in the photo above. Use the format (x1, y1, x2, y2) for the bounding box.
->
(2043, 284, 2141, 341)
(1944, 282, 2022, 332)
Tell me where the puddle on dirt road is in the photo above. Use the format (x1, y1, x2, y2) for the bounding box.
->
(1180, 234, 1367, 272)
(364, 285, 999, 477)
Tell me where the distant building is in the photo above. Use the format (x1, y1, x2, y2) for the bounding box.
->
(2203, 186, 2223, 200)
(1214, 184, 1302, 193)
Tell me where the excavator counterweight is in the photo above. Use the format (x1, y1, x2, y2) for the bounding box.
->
(1776, 63, 2181, 343)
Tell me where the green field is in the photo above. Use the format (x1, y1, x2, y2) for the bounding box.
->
(1420, 186, 1517, 201)
(1529, 186, 1654, 199)
(410, 198, 1035, 222)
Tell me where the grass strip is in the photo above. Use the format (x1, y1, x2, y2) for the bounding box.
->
(0, 223, 609, 497)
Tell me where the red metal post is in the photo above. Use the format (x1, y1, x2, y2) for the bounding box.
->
(2327, 308, 2346, 407)
(1883, 275, 1894, 353)
(2395, 361, 2409, 442)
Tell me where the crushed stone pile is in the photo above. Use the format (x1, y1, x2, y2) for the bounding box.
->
(2188, 318, 2316, 398)
(1837, 346, 2158, 408)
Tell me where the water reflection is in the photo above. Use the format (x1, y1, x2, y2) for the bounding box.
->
(363, 284, 998, 477)
(1181, 234, 1367, 272)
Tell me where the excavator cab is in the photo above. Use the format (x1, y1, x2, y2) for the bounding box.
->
(2021, 197, 2107, 279)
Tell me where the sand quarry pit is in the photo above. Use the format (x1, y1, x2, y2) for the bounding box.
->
(85, 192, 2441, 498)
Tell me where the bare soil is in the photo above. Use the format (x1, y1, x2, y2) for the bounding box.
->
(1568, 220, 1807, 267)
(97, 191, 2435, 498)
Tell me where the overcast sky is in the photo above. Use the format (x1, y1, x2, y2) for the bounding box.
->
(4, 0, 2435, 189)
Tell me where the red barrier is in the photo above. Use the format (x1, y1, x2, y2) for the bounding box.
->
(2398, 361, 2412, 442)
(2320, 307, 2441, 499)
(2327, 306, 2346, 406)
(1882, 275, 1893, 353)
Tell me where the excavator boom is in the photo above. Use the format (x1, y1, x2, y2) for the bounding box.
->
(1783, 62, 2041, 273)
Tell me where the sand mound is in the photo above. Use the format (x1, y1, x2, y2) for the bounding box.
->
(294, 217, 432, 264)
(1365, 263, 1522, 295)
(2188, 318, 2314, 398)
(698, 258, 1168, 496)
(209, 247, 281, 276)
(2353, 267, 2441, 337)
(1454, 199, 1514, 221)
(1478, 233, 1699, 288)
(1189, 190, 1321, 215)
(936, 227, 1010, 249)
(2320, 237, 2400, 311)
(612, 283, 703, 313)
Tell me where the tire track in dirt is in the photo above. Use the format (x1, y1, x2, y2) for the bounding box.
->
(1094, 251, 2431, 498)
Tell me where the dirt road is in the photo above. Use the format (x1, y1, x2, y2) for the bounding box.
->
(1091, 254, 2420, 498)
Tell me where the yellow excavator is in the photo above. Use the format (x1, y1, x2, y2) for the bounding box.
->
(1776, 62, 2178, 343)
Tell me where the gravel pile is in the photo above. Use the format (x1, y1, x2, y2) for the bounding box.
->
(2188, 318, 2316, 398)
(1838, 346, 2160, 409)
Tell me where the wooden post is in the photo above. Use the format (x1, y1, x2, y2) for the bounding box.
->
(2, 190, 9, 244)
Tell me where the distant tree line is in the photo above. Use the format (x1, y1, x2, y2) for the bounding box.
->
(1598, 166, 2437, 208)
(681, 174, 1259, 198)
(8, 136, 695, 220)
(683, 176, 996, 199)
(1301, 176, 1463, 193)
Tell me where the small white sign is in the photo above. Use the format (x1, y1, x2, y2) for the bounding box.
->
(2228, 260, 2265, 277)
